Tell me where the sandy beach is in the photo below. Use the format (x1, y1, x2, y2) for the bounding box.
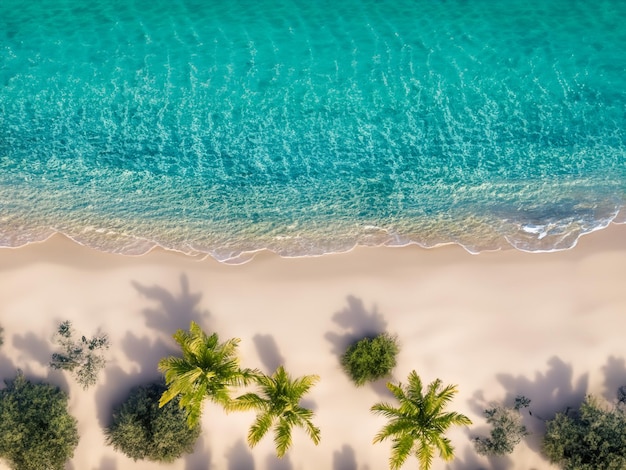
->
(1, 224, 626, 470)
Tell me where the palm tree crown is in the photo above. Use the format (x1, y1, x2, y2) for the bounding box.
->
(229, 365, 321, 457)
(371, 370, 471, 470)
(158, 321, 259, 428)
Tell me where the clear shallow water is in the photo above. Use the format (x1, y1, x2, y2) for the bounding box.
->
(1, 0, 625, 262)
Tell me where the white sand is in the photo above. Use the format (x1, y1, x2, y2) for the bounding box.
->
(1, 224, 626, 470)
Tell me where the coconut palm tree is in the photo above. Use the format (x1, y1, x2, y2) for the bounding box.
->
(371, 371, 471, 470)
(229, 366, 321, 457)
(158, 321, 259, 428)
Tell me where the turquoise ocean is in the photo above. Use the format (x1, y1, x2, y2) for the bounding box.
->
(1, 0, 625, 262)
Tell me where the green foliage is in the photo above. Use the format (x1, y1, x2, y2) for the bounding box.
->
(158, 321, 260, 428)
(543, 395, 626, 469)
(473, 396, 530, 456)
(105, 382, 200, 462)
(341, 333, 399, 386)
(50, 320, 110, 389)
(230, 366, 321, 457)
(0, 370, 79, 470)
(0, 325, 3, 347)
(514, 395, 531, 410)
(371, 371, 472, 470)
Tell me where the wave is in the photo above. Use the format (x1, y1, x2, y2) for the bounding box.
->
(1, 204, 623, 265)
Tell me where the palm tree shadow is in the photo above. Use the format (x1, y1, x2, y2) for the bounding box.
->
(446, 447, 514, 470)
(11, 331, 70, 392)
(226, 439, 255, 470)
(252, 334, 320, 409)
(120, 331, 176, 381)
(325, 296, 395, 397)
(496, 356, 588, 454)
(602, 355, 626, 403)
(333, 444, 357, 470)
(324, 295, 387, 357)
(184, 436, 213, 470)
(252, 334, 285, 374)
(370, 376, 397, 399)
(96, 331, 179, 428)
(0, 351, 14, 384)
(93, 456, 117, 470)
(132, 273, 210, 338)
(12, 332, 53, 366)
(266, 453, 293, 470)
(94, 364, 138, 428)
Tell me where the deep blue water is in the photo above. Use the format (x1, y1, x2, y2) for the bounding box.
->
(1, 0, 625, 261)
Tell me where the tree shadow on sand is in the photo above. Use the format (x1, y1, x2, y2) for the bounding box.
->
(120, 331, 176, 381)
(226, 439, 255, 470)
(266, 453, 293, 470)
(94, 364, 139, 428)
(325, 296, 395, 397)
(0, 327, 15, 382)
(95, 331, 177, 428)
(0, 352, 14, 384)
(494, 356, 588, 454)
(333, 444, 357, 470)
(184, 435, 213, 470)
(11, 331, 70, 392)
(325, 296, 388, 357)
(132, 274, 210, 339)
(253, 334, 285, 374)
(93, 456, 117, 470)
(445, 446, 512, 470)
(602, 356, 626, 403)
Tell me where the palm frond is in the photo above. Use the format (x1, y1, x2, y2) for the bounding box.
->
(229, 392, 268, 412)
(388, 433, 415, 470)
(439, 411, 472, 428)
(416, 439, 435, 470)
(290, 373, 320, 397)
(274, 417, 294, 458)
(431, 434, 454, 461)
(373, 418, 415, 445)
(242, 367, 320, 457)
(372, 371, 471, 470)
(248, 411, 273, 447)
(429, 382, 458, 410)
(387, 381, 407, 401)
(300, 413, 321, 446)
(159, 384, 181, 408)
(371, 401, 402, 419)
(406, 371, 424, 399)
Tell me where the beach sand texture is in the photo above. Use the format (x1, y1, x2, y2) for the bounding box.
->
(1, 224, 626, 469)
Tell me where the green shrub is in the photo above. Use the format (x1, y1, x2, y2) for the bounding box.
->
(473, 396, 530, 456)
(340, 332, 399, 386)
(0, 371, 79, 470)
(543, 395, 626, 469)
(105, 382, 201, 462)
(50, 320, 110, 389)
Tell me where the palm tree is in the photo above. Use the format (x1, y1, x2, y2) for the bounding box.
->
(371, 371, 471, 470)
(158, 321, 259, 428)
(229, 366, 321, 457)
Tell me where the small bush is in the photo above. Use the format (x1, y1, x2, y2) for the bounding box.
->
(50, 320, 109, 389)
(0, 370, 79, 470)
(473, 396, 530, 456)
(341, 332, 399, 386)
(543, 395, 626, 469)
(105, 382, 201, 462)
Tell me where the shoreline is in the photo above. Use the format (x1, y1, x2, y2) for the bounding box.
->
(1, 219, 625, 267)
(1, 223, 626, 469)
